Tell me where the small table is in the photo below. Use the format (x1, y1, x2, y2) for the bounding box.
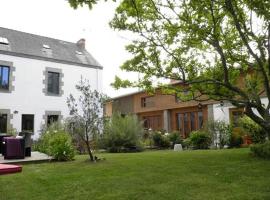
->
(0, 134, 11, 154)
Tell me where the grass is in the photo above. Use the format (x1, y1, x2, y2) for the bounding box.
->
(0, 148, 270, 200)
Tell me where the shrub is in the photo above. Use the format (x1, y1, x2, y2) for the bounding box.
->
(104, 113, 144, 153)
(239, 116, 267, 144)
(47, 131, 75, 161)
(189, 130, 211, 149)
(230, 128, 244, 147)
(168, 131, 183, 147)
(250, 141, 270, 159)
(37, 122, 75, 161)
(204, 120, 232, 148)
(152, 131, 170, 148)
(182, 138, 191, 149)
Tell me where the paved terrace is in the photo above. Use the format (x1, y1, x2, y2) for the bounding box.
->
(0, 152, 52, 164)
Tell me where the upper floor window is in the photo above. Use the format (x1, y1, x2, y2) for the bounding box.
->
(47, 71, 60, 94)
(141, 96, 155, 108)
(0, 65, 9, 90)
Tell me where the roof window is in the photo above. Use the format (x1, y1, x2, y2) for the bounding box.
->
(0, 37, 9, 45)
(76, 50, 83, 55)
(43, 44, 50, 49)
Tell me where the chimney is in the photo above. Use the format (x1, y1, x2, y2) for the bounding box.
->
(76, 38, 86, 49)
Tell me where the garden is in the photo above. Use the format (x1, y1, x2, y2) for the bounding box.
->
(0, 149, 270, 200)
(2, 79, 269, 200)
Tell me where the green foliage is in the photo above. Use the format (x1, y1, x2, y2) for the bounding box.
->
(189, 130, 211, 149)
(250, 141, 270, 159)
(152, 131, 170, 148)
(108, 0, 270, 134)
(47, 132, 75, 161)
(182, 138, 192, 149)
(230, 130, 244, 148)
(168, 131, 183, 146)
(67, 78, 104, 161)
(204, 120, 232, 148)
(239, 116, 267, 144)
(37, 123, 75, 161)
(6, 127, 17, 136)
(103, 113, 144, 152)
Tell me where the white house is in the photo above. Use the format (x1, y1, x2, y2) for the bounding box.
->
(0, 27, 102, 139)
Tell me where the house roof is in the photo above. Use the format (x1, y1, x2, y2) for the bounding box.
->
(109, 80, 184, 101)
(0, 27, 102, 69)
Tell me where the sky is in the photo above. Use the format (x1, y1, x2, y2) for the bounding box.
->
(0, 0, 138, 97)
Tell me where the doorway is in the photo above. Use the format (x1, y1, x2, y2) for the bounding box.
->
(176, 111, 203, 138)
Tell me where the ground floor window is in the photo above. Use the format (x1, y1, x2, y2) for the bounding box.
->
(47, 115, 59, 126)
(143, 115, 162, 130)
(0, 114, 7, 133)
(176, 111, 203, 138)
(22, 114, 34, 133)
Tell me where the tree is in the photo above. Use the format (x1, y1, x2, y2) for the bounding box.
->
(69, 0, 270, 135)
(67, 78, 104, 161)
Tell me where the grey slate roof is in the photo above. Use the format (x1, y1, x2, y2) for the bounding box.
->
(0, 27, 102, 69)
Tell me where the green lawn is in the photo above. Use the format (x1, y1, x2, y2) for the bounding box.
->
(0, 149, 270, 200)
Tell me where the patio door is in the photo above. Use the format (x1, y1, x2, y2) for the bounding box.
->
(21, 114, 34, 133)
(177, 111, 203, 138)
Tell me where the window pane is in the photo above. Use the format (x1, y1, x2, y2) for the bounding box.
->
(183, 113, 189, 137)
(0, 66, 9, 89)
(0, 114, 7, 133)
(47, 115, 59, 126)
(22, 115, 34, 132)
(198, 111, 203, 128)
(47, 72, 60, 94)
(232, 111, 243, 127)
(190, 112, 195, 131)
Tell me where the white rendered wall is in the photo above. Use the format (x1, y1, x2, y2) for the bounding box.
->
(0, 54, 102, 139)
(213, 97, 269, 124)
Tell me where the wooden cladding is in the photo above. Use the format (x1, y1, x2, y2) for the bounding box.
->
(143, 115, 162, 130)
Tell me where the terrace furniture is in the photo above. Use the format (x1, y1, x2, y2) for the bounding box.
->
(0, 134, 12, 155)
(3, 137, 25, 159)
(19, 131, 32, 157)
(0, 164, 22, 175)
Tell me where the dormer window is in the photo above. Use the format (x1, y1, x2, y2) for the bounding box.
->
(0, 37, 9, 45)
(43, 44, 50, 49)
(76, 51, 83, 55)
(42, 44, 52, 57)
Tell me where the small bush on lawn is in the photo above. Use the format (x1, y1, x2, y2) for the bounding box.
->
(239, 116, 267, 144)
(230, 128, 244, 148)
(250, 141, 270, 159)
(204, 120, 232, 148)
(38, 122, 75, 161)
(182, 138, 191, 149)
(168, 131, 183, 147)
(152, 131, 171, 148)
(104, 113, 144, 153)
(48, 131, 75, 161)
(189, 130, 211, 149)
